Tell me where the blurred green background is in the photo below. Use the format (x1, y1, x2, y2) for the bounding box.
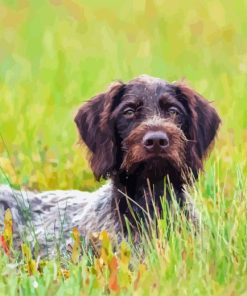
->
(0, 0, 247, 192)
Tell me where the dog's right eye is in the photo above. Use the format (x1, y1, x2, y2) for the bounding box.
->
(123, 108, 135, 118)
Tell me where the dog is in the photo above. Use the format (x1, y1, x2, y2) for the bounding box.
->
(0, 75, 220, 256)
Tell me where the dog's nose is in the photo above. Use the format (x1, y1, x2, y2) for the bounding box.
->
(143, 131, 169, 153)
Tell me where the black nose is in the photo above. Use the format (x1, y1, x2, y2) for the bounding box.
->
(143, 131, 169, 153)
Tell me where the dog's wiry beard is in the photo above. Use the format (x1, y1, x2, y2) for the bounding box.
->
(120, 120, 187, 179)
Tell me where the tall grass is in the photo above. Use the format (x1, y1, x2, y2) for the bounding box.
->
(0, 0, 247, 294)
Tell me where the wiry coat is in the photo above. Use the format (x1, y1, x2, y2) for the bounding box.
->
(0, 75, 221, 256)
(0, 183, 121, 256)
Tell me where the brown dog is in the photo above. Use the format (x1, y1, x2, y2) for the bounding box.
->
(75, 74, 220, 225)
(0, 75, 220, 255)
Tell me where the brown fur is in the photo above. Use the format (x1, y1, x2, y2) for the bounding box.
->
(0, 75, 221, 255)
(121, 118, 186, 173)
(75, 74, 221, 229)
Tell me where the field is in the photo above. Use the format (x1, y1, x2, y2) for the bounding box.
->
(0, 0, 247, 295)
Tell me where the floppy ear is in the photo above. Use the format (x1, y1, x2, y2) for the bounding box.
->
(74, 82, 125, 180)
(174, 82, 221, 178)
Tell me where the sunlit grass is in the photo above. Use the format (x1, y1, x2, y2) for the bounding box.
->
(0, 175, 246, 295)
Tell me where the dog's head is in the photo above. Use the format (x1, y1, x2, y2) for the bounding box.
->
(75, 75, 220, 183)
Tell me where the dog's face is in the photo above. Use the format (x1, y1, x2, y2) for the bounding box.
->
(112, 77, 189, 180)
(75, 75, 220, 183)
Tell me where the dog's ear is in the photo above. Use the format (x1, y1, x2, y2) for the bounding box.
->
(74, 82, 125, 180)
(174, 82, 221, 177)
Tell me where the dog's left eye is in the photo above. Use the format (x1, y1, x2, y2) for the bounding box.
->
(167, 107, 180, 116)
(123, 108, 135, 118)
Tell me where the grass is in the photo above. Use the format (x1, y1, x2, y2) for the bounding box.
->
(0, 0, 247, 295)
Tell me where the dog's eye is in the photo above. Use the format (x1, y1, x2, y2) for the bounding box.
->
(123, 108, 135, 118)
(167, 107, 180, 116)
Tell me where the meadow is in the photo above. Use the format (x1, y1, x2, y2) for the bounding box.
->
(0, 0, 247, 295)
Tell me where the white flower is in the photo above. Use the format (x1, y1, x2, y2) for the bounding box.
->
(33, 281, 38, 289)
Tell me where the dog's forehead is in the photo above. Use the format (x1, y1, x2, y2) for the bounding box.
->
(126, 75, 175, 99)
(129, 74, 167, 85)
